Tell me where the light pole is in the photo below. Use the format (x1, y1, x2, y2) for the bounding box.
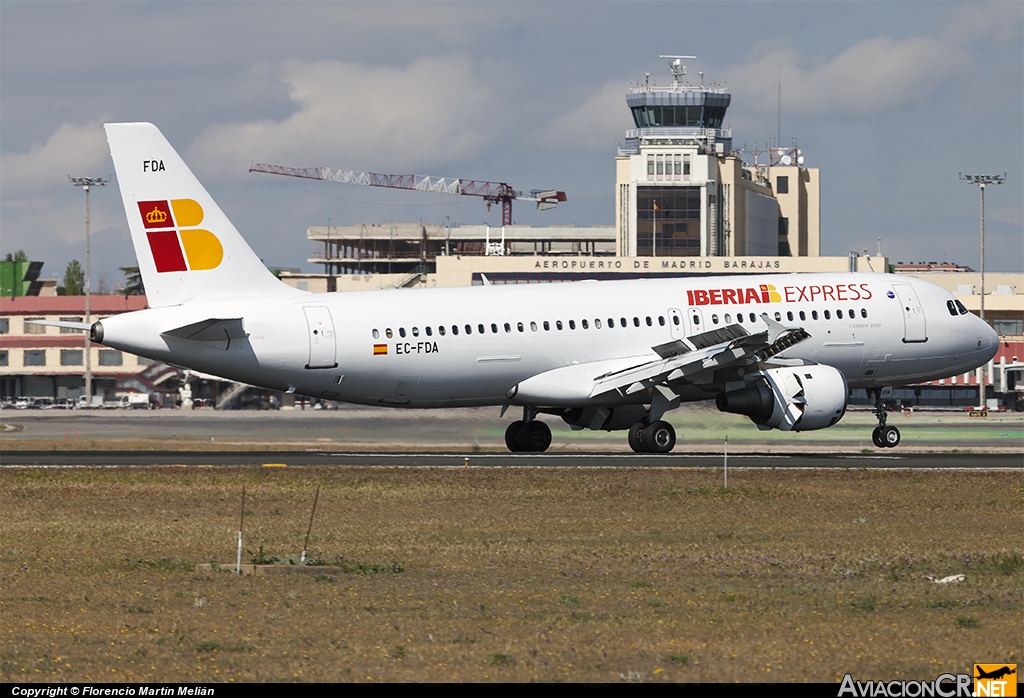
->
(959, 172, 1005, 324)
(959, 171, 1005, 410)
(69, 176, 108, 404)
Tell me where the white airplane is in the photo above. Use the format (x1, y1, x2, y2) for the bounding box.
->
(46, 123, 999, 453)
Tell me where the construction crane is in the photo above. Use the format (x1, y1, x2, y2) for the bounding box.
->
(249, 163, 566, 226)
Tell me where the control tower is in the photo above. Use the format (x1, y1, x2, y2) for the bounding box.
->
(615, 56, 819, 260)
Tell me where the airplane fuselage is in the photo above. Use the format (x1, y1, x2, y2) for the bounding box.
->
(97, 272, 996, 408)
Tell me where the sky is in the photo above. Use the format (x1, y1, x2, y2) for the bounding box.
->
(1, 1, 1021, 291)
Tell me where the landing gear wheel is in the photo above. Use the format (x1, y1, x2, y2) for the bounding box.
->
(505, 420, 525, 452)
(521, 421, 552, 452)
(643, 420, 676, 454)
(881, 425, 900, 448)
(871, 426, 885, 449)
(628, 421, 647, 453)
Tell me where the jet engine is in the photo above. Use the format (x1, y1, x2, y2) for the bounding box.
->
(559, 405, 649, 431)
(716, 365, 848, 431)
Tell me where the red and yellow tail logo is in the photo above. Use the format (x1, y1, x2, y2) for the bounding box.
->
(138, 199, 223, 273)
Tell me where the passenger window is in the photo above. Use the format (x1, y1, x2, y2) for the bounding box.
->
(425, 326, 433, 336)
(504, 322, 511, 333)
(692, 314, 700, 325)
(530, 322, 537, 332)
(556, 320, 563, 330)
(672, 315, 680, 326)
(749, 313, 756, 323)
(372, 329, 379, 339)
(658, 316, 665, 326)
(824, 310, 831, 320)
(582, 319, 589, 330)
(452, 325, 458, 336)
(774, 312, 782, 321)
(712, 314, 719, 325)
(595, 319, 602, 329)
(633, 317, 640, 327)
(645, 316, 652, 327)
(569, 320, 576, 330)
(386, 328, 394, 338)
(399, 328, 406, 338)
(799, 311, 806, 321)
(811, 311, 818, 320)
(491, 324, 498, 334)
(836, 310, 843, 320)
(543, 321, 550, 331)
(622, 317, 628, 327)
(465, 324, 472, 335)
(517, 322, 524, 333)
(787, 311, 794, 322)
(607, 318, 614, 328)
(725, 313, 732, 323)
(412, 327, 420, 337)
(437, 326, 444, 336)
(861, 309, 868, 319)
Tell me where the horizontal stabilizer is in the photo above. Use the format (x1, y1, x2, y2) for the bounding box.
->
(24, 320, 92, 331)
(161, 318, 247, 350)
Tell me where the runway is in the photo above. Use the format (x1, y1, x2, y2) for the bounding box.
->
(3, 449, 1020, 468)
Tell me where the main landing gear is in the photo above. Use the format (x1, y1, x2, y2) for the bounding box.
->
(869, 388, 900, 448)
(505, 406, 552, 453)
(627, 419, 676, 454)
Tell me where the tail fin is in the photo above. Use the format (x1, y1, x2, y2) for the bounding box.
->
(105, 122, 300, 307)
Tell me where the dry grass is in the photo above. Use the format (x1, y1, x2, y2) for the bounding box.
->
(2, 466, 1021, 682)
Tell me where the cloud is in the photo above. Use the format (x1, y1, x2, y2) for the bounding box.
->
(727, 36, 966, 116)
(939, 2, 1023, 46)
(543, 80, 632, 154)
(185, 55, 501, 180)
(0, 121, 109, 199)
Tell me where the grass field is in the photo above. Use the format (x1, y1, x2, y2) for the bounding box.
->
(2, 465, 1021, 682)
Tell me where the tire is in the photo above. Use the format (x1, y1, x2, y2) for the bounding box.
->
(628, 421, 647, 453)
(882, 425, 901, 448)
(643, 420, 676, 454)
(523, 421, 552, 452)
(504, 420, 525, 452)
(871, 427, 885, 448)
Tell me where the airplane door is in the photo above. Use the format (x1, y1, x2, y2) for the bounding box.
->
(892, 284, 927, 343)
(668, 308, 685, 339)
(303, 306, 338, 369)
(686, 307, 705, 336)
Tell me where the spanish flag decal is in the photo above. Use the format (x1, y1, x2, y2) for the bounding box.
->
(373, 344, 388, 356)
(138, 199, 223, 273)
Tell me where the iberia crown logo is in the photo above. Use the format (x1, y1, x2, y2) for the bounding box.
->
(137, 199, 223, 273)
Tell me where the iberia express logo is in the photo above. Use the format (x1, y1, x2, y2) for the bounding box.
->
(687, 283, 782, 306)
(138, 199, 223, 273)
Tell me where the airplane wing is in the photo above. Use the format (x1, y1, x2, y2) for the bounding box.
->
(510, 316, 810, 405)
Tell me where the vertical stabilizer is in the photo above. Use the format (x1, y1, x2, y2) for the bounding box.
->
(105, 122, 300, 307)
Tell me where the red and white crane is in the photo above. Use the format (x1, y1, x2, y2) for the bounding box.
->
(249, 163, 566, 226)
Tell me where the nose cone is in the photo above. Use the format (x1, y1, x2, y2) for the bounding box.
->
(982, 320, 999, 361)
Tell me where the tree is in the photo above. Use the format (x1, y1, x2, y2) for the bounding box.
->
(57, 260, 85, 296)
(4, 250, 28, 262)
(118, 266, 145, 296)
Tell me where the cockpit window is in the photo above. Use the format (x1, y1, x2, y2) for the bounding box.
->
(954, 300, 969, 315)
(947, 300, 958, 317)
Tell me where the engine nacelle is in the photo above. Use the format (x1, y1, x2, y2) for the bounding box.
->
(560, 404, 649, 432)
(716, 365, 848, 432)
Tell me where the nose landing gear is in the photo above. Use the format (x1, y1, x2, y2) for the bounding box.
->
(869, 388, 900, 448)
